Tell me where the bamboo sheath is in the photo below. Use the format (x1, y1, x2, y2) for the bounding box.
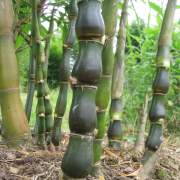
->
(0, 0, 29, 146)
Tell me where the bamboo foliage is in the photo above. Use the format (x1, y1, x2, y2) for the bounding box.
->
(108, 0, 129, 150)
(0, 0, 30, 146)
(52, 0, 78, 147)
(143, 0, 177, 162)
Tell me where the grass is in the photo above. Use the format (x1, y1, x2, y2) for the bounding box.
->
(21, 88, 73, 132)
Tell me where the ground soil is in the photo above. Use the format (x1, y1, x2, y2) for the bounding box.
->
(0, 134, 179, 180)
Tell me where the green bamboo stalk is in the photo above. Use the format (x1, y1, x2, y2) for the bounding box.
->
(43, 8, 55, 147)
(25, 29, 36, 122)
(61, 0, 105, 178)
(31, 0, 46, 147)
(142, 0, 177, 163)
(108, 0, 129, 150)
(52, 0, 78, 147)
(0, 0, 30, 146)
(94, 0, 118, 165)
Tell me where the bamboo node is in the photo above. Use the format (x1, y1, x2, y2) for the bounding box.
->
(69, 76, 78, 85)
(37, 79, 44, 84)
(96, 108, 106, 113)
(45, 95, 50, 100)
(0, 88, 19, 94)
(153, 92, 165, 96)
(73, 84, 98, 90)
(38, 113, 45, 117)
(70, 132, 93, 140)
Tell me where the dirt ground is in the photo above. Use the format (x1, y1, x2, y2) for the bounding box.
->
(0, 134, 179, 180)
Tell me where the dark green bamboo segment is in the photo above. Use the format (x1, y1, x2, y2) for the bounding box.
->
(153, 67, 169, 94)
(69, 86, 97, 134)
(146, 123, 163, 151)
(62, 134, 93, 178)
(25, 49, 36, 122)
(52, 0, 78, 147)
(52, 83, 68, 146)
(36, 97, 46, 146)
(144, 0, 177, 161)
(59, 48, 72, 82)
(149, 94, 166, 122)
(0, 0, 29, 146)
(62, 0, 104, 178)
(72, 41, 103, 85)
(76, 0, 105, 40)
(107, 0, 129, 150)
(44, 96, 53, 145)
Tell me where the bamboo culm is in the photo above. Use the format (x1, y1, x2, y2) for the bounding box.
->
(52, 0, 78, 147)
(61, 0, 105, 178)
(0, 0, 30, 146)
(107, 0, 129, 150)
(142, 0, 177, 163)
(94, 0, 118, 167)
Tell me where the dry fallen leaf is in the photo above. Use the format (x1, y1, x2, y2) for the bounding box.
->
(9, 167, 19, 174)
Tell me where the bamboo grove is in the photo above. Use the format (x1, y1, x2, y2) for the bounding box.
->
(0, 0, 178, 179)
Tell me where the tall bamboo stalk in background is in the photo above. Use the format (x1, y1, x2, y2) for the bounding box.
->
(25, 27, 36, 122)
(61, 0, 105, 178)
(134, 93, 149, 156)
(94, 0, 118, 166)
(0, 0, 30, 146)
(31, 0, 46, 147)
(137, 1, 177, 178)
(108, 0, 129, 150)
(52, 0, 78, 148)
(43, 8, 55, 148)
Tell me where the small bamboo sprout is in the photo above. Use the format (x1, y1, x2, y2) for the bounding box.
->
(107, 0, 129, 150)
(139, 0, 177, 175)
(61, 0, 105, 178)
(0, 0, 30, 146)
(52, 0, 78, 147)
(94, 0, 118, 167)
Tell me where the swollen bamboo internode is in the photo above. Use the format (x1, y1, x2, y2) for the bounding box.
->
(0, 0, 30, 146)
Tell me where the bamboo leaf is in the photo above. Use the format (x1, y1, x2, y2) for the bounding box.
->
(149, 1, 163, 16)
